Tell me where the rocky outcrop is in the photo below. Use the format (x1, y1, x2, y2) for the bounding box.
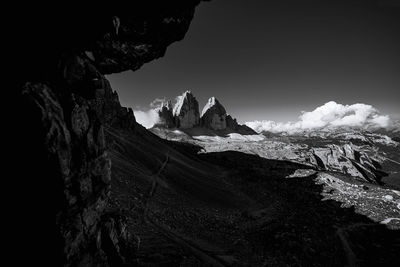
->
(156, 93, 257, 135)
(311, 144, 386, 184)
(200, 97, 257, 134)
(22, 80, 135, 266)
(15, 3, 203, 266)
(61, 53, 137, 130)
(226, 114, 258, 135)
(173, 91, 200, 128)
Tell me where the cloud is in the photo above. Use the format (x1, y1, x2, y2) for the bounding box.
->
(150, 98, 166, 109)
(133, 98, 165, 128)
(134, 109, 160, 128)
(246, 101, 391, 134)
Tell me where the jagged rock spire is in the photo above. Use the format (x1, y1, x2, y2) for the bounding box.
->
(156, 100, 175, 128)
(155, 92, 257, 135)
(200, 97, 227, 130)
(172, 91, 200, 128)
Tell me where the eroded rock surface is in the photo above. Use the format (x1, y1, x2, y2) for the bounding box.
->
(16, 3, 203, 266)
(315, 172, 400, 229)
(173, 91, 200, 128)
(156, 100, 176, 128)
(311, 144, 386, 184)
(201, 97, 227, 130)
(155, 92, 257, 135)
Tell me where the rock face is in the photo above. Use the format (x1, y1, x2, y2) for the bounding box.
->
(156, 93, 257, 135)
(199, 97, 257, 134)
(156, 100, 175, 128)
(22, 66, 136, 267)
(201, 97, 227, 130)
(226, 114, 258, 134)
(173, 91, 200, 128)
(311, 144, 386, 184)
(15, 3, 203, 266)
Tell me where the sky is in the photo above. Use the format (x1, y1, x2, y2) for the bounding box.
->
(107, 0, 400, 125)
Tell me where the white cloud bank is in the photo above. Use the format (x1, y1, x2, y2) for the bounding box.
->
(133, 98, 167, 128)
(246, 101, 391, 134)
(133, 95, 182, 129)
(134, 109, 159, 128)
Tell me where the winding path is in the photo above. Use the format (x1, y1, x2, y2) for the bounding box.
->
(142, 152, 235, 266)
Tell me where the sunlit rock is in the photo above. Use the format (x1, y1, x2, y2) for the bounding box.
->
(173, 91, 200, 128)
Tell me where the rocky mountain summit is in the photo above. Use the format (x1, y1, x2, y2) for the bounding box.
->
(155, 92, 257, 135)
(173, 91, 200, 128)
(200, 97, 227, 130)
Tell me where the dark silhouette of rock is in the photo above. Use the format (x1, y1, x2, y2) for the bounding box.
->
(155, 100, 176, 128)
(226, 114, 258, 135)
(14, 2, 203, 266)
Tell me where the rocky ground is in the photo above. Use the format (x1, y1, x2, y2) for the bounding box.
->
(191, 130, 400, 229)
(107, 125, 400, 266)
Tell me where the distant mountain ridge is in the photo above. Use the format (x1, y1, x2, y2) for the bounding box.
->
(260, 127, 400, 146)
(153, 91, 256, 135)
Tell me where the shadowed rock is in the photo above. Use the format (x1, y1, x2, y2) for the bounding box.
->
(173, 91, 201, 128)
(15, 2, 204, 266)
(156, 100, 176, 128)
(201, 97, 227, 130)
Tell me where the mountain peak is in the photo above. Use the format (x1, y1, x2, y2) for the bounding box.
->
(154, 92, 256, 135)
(172, 91, 200, 128)
(160, 100, 173, 110)
(201, 97, 226, 117)
(173, 91, 195, 115)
